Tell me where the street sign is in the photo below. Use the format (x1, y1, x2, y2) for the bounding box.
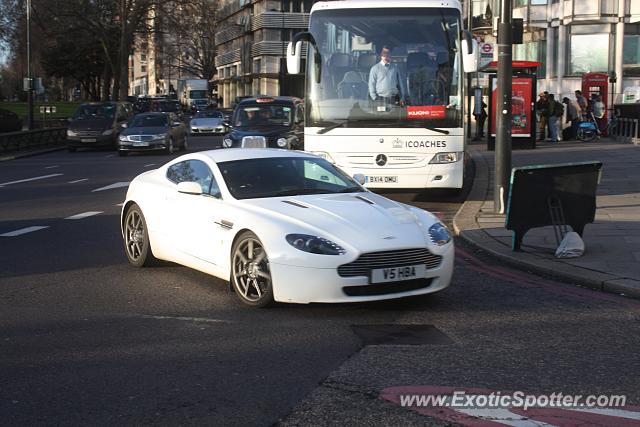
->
(481, 43, 494, 54)
(39, 106, 45, 114)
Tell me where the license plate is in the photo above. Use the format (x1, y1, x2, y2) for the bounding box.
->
(370, 264, 426, 284)
(133, 141, 149, 147)
(81, 138, 96, 143)
(367, 175, 398, 184)
(201, 128, 212, 132)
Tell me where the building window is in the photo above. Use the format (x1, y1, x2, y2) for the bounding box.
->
(623, 34, 640, 77)
(549, 27, 558, 78)
(141, 65, 147, 73)
(531, 0, 547, 4)
(514, 40, 546, 79)
(253, 58, 261, 74)
(514, 0, 527, 7)
(141, 54, 147, 62)
(570, 33, 609, 74)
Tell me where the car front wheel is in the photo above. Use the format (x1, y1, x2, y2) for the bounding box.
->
(123, 204, 157, 267)
(231, 231, 273, 307)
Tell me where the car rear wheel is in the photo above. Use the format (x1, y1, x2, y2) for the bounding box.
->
(123, 204, 157, 267)
(231, 231, 273, 307)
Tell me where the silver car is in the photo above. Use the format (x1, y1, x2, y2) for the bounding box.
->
(189, 110, 226, 135)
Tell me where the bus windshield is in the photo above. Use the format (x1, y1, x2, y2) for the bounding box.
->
(307, 8, 462, 129)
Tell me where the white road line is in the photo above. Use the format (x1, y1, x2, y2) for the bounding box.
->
(136, 314, 228, 324)
(44, 165, 59, 169)
(453, 408, 557, 427)
(0, 173, 63, 187)
(144, 163, 156, 167)
(68, 178, 88, 184)
(105, 154, 115, 158)
(564, 408, 640, 420)
(91, 182, 130, 192)
(1, 226, 49, 237)
(65, 211, 103, 220)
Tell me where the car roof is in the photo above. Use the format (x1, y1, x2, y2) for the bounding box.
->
(198, 148, 315, 163)
(237, 96, 302, 106)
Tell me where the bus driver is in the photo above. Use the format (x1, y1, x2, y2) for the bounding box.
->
(368, 46, 407, 106)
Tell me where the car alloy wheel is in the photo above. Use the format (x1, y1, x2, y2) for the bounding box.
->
(124, 204, 156, 267)
(231, 231, 273, 307)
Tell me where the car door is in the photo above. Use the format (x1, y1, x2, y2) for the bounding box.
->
(172, 159, 228, 266)
(293, 103, 305, 149)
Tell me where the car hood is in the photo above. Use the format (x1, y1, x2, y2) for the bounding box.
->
(68, 118, 113, 131)
(236, 192, 435, 251)
(229, 127, 290, 139)
(191, 118, 223, 126)
(122, 126, 169, 136)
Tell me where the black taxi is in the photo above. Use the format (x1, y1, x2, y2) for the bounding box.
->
(222, 96, 304, 150)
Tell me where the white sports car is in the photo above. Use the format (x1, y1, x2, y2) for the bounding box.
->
(121, 149, 454, 307)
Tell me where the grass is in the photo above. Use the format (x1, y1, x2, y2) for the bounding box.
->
(0, 102, 81, 120)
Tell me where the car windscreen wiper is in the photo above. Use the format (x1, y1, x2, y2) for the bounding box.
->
(271, 188, 330, 197)
(335, 186, 363, 193)
(424, 127, 450, 135)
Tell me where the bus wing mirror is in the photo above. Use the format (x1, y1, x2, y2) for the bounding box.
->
(462, 31, 478, 73)
(287, 41, 303, 74)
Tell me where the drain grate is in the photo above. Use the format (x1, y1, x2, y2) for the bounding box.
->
(351, 324, 454, 346)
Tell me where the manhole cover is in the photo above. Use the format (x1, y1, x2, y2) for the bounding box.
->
(351, 324, 454, 346)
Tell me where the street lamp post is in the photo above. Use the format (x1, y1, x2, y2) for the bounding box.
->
(26, 0, 34, 130)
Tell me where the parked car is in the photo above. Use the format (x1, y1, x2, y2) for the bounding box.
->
(189, 110, 226, 135)
(66, 102, 132, 152)
(222, 96, 304, 150)
(0, 108, 22, 133)
(120, 148, 453, 307)
(117, 112, 187, 156)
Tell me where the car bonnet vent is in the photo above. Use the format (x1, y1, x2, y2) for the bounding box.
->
(355, 195, 375, 205)
(282, 200, 308, 208)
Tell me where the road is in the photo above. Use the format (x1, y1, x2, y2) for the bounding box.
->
(0, 137, 638, 426)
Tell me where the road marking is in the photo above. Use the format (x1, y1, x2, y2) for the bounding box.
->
(105, 154, 115, 158)
(564, 407, 640, 420)
(44, 165, 59, 169)
(454, 408, 555, 426)
(65, 211, 103, 220)
(68, 178, 88, 184)
(1, 226, 49, 237)
(91, 182, 130, 192)
(135, 314, 228, 324)
(0, 173, 63, 187)
(144, 163, 156, 167)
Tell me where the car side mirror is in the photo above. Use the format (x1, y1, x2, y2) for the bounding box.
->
(353, 173, 366, 185)
(177, 181, 203, 195)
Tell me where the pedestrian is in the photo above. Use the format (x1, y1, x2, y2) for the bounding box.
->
(536, 92, 548, 141)
(473, 100, 488, 139)
(592, 95, 605, 133)
(546, 94, 563, 142)
(575, 90, 587, 120)
(562, 96, 578, 140)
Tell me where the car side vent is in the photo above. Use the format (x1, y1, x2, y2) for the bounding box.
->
(355, 195, 375, 205)
(282, 200, 308, 208)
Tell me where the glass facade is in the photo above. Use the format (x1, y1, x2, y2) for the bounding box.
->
(513, 40, 546, 78)
(570, 34, 609, 74)
(623, 34, 640, 77)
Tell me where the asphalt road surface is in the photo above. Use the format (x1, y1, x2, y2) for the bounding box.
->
(1, 137, 638, 426)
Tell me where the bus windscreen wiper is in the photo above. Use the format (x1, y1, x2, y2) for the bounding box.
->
(424, 127, 450, 135)
(317, 120, 350, 134)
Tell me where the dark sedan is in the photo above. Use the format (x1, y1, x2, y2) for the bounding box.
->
(222, 96, 304, 150)
(117, 112, 187, 156)
(66, 102, 131, 151)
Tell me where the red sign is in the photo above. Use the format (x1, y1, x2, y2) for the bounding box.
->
(490, 76, 534, 137)
(407, 106, 445, 119)
(481, 43, 493, 53)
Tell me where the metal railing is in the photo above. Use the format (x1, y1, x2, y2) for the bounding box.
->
(0, 127, 67, 154)
(610, 118, 640, 145)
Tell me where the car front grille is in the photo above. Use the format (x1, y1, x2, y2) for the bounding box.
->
(128, 135, 154, 142)
(337, 248, 442, 278)
(76, 130, 103, 137)
(241, 136, 267, 148)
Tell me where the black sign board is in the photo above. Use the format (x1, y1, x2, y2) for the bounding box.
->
(505, 162, 603, 251)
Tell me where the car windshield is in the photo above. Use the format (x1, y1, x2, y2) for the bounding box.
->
(233, 104, 292, 128)
(154, 101, 180, 112)
(73, 104, 116, 120)
(218, 157, 363, 200)
(195, 110, 223, 119)
(129, 115, 168, 127)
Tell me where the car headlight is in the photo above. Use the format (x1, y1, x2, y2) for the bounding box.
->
(67, 129, 77, 137)
(118, 135, 129, 142)
(428, 222, 451, 246)
(223, 138, 233, 148)
(102, 129, 113, 136)
(311, 151, 335, 163)
(429, 152, 462, 164)
(286, 234, 346, 255)
(152, 133, 167, 140)
(276, 138, 287, 148)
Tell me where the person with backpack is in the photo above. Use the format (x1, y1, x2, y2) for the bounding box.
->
(546, 94, 562, 142)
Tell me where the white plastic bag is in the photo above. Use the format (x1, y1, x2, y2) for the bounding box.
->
(555, 231, 585, 258)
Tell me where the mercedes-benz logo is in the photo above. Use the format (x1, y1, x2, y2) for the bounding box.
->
(375, 154, 387, 166)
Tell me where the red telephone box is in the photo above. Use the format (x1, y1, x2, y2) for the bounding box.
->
(582, 72, 608, 133)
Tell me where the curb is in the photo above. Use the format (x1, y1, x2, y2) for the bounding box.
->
(453, 144, 640, 300)
(0, 146, 67, 162)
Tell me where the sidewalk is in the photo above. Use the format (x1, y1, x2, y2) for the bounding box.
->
(453, 138, 640, 298)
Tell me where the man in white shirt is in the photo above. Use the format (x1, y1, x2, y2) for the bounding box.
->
(368, 46, 407, 106)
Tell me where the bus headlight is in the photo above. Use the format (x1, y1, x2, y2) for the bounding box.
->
(311, 151, 335, 163)
(429, 152, 462, 164)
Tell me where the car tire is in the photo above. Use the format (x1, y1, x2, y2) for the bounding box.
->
(165, 138, 175, 154)
(230, 231, 274, 308)
(118, 150, 128, 157)
(123, 204, 157, 268)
